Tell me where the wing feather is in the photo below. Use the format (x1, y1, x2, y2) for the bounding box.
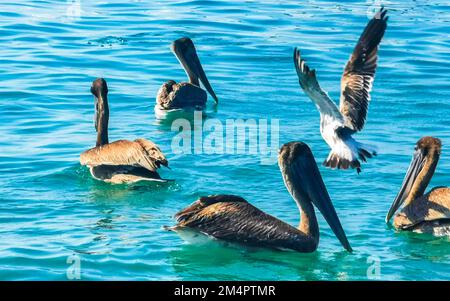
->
(173, 195, 309, 251)
(80, 139, 168, 171)
(339, 7, 388, 131)
(293, 48, 343, 121)
(398, 187, 450, 228)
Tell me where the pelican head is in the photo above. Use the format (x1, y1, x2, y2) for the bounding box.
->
(90, 78, 109, 146)
(386, 136, 442, 223)
(171, 37, 218, 103)
(279, 142, 352, 252)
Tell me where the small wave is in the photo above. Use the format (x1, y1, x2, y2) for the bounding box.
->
(88, 36, 128, 47)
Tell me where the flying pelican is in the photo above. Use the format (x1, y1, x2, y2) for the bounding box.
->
(386, 137, 450, 236)
(80, 78, 169, 184)
(293, 8, 388, 173)
(155, 37, 218, 115)
(166, 142, 352, 253)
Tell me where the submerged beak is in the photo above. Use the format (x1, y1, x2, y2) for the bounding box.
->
(161, 160, 171, 170)
(385, 149, 425, 223)
(313, 198, 352, 252)
(281, 142, 352, 252)
(171, 38, 218, 103)
(305, 178, 353, 253)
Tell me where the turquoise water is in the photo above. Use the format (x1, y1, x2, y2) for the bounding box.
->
(1, 0, 450, 280)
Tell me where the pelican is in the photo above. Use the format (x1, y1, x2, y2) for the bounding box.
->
(386, 137, 450, 236)
(293, 8, 388, 173)
(80, 78, 169, 184)
(155, 37, 218, 115)
(166, 142, 352, 253)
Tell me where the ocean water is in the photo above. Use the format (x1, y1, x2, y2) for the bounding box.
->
(0, 0, 449, 281)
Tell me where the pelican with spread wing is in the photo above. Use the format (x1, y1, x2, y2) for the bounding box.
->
(294, 8, 388, 173)
(80, 78, 169, 184)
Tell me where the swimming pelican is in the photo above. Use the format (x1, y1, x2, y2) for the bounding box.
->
(155, 37, 218, 114)
(293, 8, 388, 173)
(80, 78, 169, 184)
(166, 142, 352, 253)
(386, 137, 450, 236)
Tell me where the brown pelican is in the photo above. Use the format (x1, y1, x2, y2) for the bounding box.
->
(293, 8, 388, 173)
(155, 37, 218, 116)
(80, 78, 169, 184)
(166, 142, 352, 253)
(386, 137, 450, 236)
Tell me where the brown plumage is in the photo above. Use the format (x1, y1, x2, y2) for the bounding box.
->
(81, 139, 167, 172)
(340, 8, 388, 132)
(386, 137, 450, 236)
(172, 195, 318, 252)
(167, 142, 352, 253)
(80, 78, 169, 184)
(156, 81, 207, 110)
(293, 8, 387, 173)
(155, 37, 218, 111)
(394, 188, 450, 232)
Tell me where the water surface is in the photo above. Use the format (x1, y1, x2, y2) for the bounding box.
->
(0, 0, 449, 280)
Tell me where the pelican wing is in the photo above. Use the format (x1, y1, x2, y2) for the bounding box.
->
(339, 8, 388, 132)
(80, 138, 168, 172)
(157, 81, 207, 110)
(172, 195, 310, 251)
(294, 48, 343, 121)
(400, 188, 450, 228)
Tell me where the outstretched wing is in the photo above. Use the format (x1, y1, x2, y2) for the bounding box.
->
(172, 195, 309, 251)
(80, 139, 168, 171)
(339, 7, 388, 132)
(294, 48, 343, 121)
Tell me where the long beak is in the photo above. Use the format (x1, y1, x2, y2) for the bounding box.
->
(304, 173, 353, 252)
(172, 39, 218, 103)
(94, 96, 99, 131)
(281, 143, 352, 252)
(385, 149, 425, 223)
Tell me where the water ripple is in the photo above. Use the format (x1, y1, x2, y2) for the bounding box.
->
(0, 0, 449, 280)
